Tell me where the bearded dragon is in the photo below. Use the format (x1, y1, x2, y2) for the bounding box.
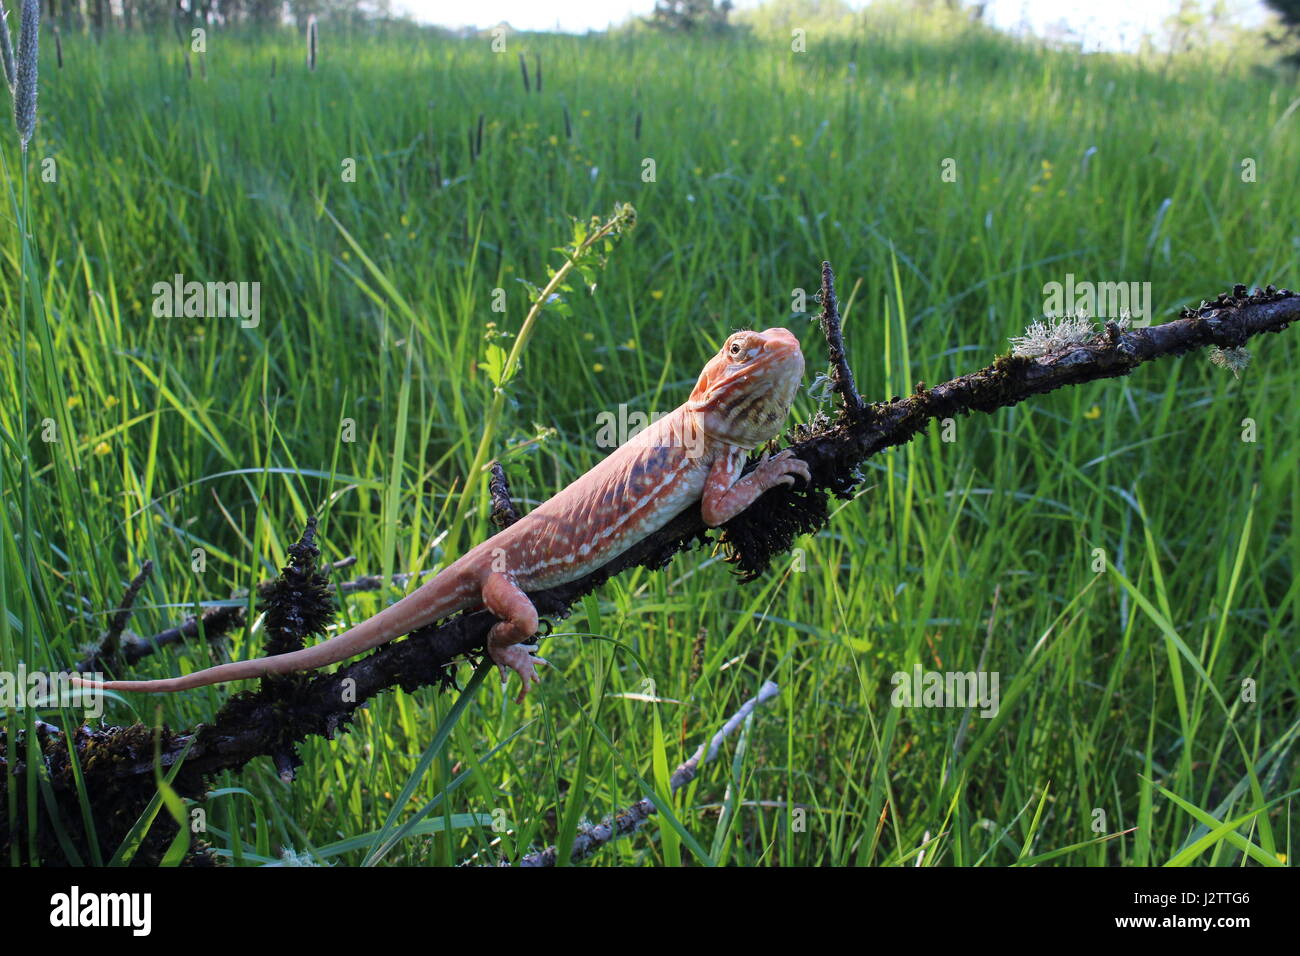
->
(74, 328, 809, 701)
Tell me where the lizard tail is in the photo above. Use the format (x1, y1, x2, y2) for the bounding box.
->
(70, 572, 475, 694)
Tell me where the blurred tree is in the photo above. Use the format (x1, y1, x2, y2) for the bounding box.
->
(1263, 0, 1300, 60)
(644, 0, 734, 32)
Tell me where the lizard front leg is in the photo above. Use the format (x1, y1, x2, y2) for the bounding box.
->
(700, 444, 811, 527)
(481, 571, 547, 701)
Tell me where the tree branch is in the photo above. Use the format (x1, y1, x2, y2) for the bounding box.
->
(74, 556, 422, 673)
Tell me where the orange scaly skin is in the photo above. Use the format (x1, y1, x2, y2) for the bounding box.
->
(72, 329, 809, 701)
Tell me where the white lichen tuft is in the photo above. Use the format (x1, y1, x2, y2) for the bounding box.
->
(1009, 313, 1097, 358)
(1208, 346, 1250, 378)
(272, 847, 329, 867)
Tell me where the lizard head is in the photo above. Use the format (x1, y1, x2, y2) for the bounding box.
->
(688, 327, 804, 449)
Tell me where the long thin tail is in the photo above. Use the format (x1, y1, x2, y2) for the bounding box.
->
(70, 571, 474, 693)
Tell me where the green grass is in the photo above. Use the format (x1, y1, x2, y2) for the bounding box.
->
(1, 17, 1297, 866)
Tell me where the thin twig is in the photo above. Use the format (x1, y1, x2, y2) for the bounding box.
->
(488, 460, 520, 528)
(506, 681, 781, 866)
(817, 259, 864, 416)
(100, 560, 154, 659)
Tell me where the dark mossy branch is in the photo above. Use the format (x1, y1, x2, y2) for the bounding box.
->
(75, 555, 419, 674)
(489, 460, 521, 529)
(4, 269, 1296, 865)
(101, 560, 154, 659)
(815, 260, 865, 417)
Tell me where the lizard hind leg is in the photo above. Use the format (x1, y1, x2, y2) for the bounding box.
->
(481, 571, 547, 702)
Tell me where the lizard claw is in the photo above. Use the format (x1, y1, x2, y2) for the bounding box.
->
(757, 448, 811, 490)
(489, 642, 549, 702)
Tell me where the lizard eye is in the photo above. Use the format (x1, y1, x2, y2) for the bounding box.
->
(728, 340, 744, 357)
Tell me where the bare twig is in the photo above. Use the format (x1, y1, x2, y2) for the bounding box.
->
(100, 560, 154, 659)
(816, 260, 865, 416)
(488, 460, 520, 528)
(507, 681, 781, 866)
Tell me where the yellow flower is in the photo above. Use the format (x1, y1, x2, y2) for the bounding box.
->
(105, 396, 119, 408)
(1083, 405, 1101, 420)
(583, 332, 595, 341)
(1030, 184, 1042, 193)
(776, 174, 786, 184)
(694, 166, 703, 176)
(66, 396, 82, 409)
(623, 339, 636, 350)
(341, 250, 351, 260)
(650, 290, 665, 300)
(730, 138, 739, 147)
(383, 232, 391, 240)
(789, 134, 804, 148)
(581, 109, 591, 117)
(93, 441, 111, 456)
(592, 363, 605, 373)
(400, 215, 409, 227)
(548, 135, 558, 146)
(408, 232, 416, 240)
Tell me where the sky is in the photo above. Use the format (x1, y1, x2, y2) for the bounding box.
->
(404, 0, 1273, 53)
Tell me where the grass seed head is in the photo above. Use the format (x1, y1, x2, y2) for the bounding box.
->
(0, 3, 16, 93)
(13, 0, 38, 149)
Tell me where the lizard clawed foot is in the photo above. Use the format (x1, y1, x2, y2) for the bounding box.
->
(489, 642, 550, 703)
(755, 448, 812, 490)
